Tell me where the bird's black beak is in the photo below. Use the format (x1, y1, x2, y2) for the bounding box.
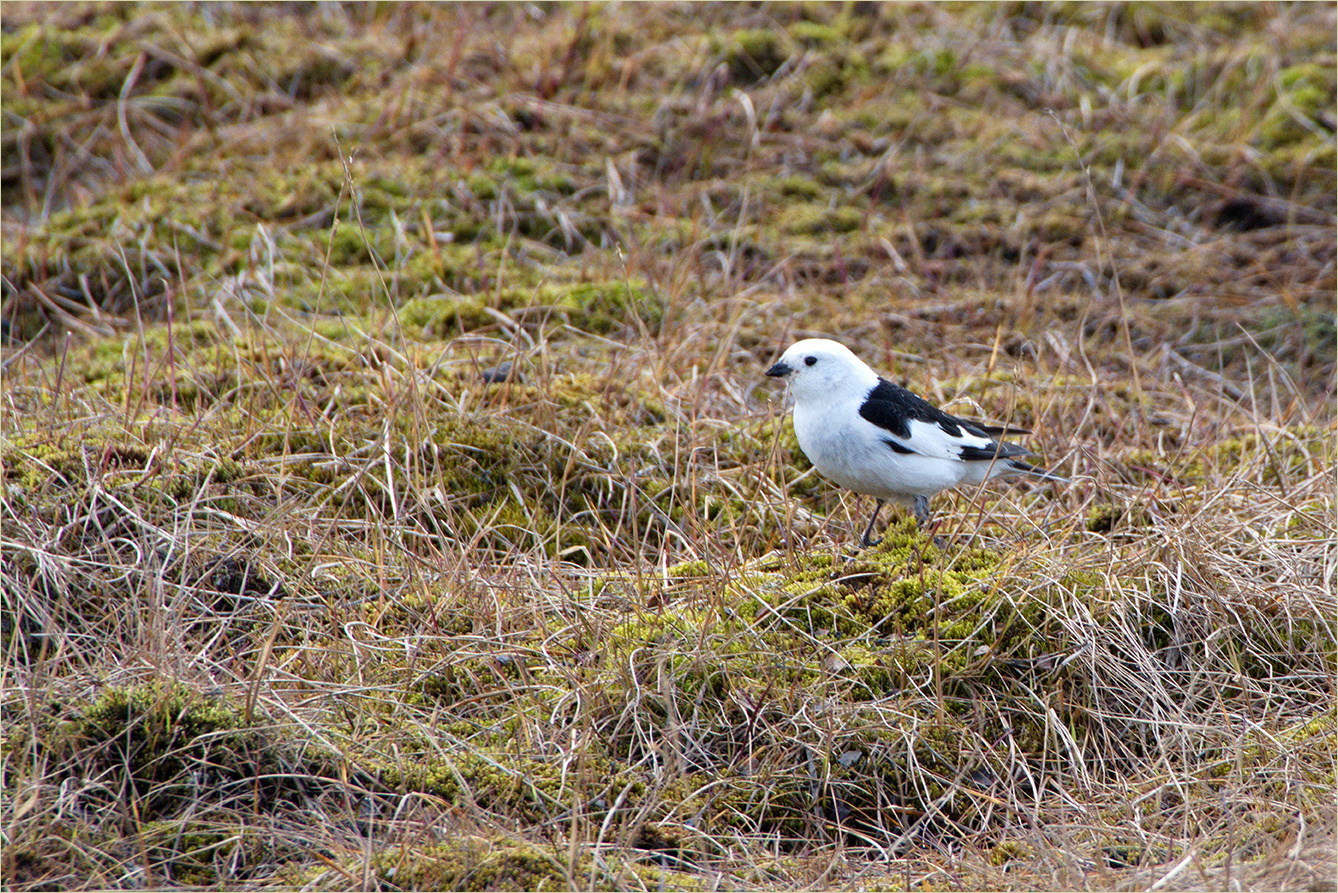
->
(765, 361, 792, 378)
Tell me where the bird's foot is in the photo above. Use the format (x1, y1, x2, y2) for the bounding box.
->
(858, 500, 887, 550)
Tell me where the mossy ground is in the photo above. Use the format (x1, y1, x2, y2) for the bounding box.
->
(3, 3, 1335, 891)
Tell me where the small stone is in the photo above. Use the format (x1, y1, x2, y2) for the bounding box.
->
(480, 361, 519, 384)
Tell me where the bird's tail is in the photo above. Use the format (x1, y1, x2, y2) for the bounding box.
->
(974, 422, 1031, 438)
(1008, 459, 1069, 483)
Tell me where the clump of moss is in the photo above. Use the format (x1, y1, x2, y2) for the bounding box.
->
(1257, 62, 1336, 151)
(989, 839, 1035, 866)
(365, 743, 651, 830)
(1116, 428, 1320, 490)
(368, 837, 565, 892)
(717, 29, 794, 82)
(400, 414, 617, 557)
(779, 204, 864, 236)
(364, 834, 705, 892)
(39, 683, 341, 822)
(569, 531, 1096, 840)
(1086, 502, 1152, 532)
(399, 279, 662, 340)
(763, 520, 1013, 640)
(660, 767, 814, 839)
(130, 820, 288, 887)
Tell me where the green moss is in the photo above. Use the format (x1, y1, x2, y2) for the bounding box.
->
(133, 821, 261, 886)
(1258, 62, 1337, 150)
(465, 171, 499, 202)
(1086, 502, 1150, 532)
(364, 835, 705, 892)
(550, 370, 668, 425)
(664, 768, 813, 838)
(324, 219, 378, 265)
(368, 837, 564, 892)
(718, 29, 794, 82)
(565, 533, 1109, 839)
(1, 14, 138, 99)
(665, 559, 713, 578)
(398, 279, 662, 338)
(774, 174, 823, 200)
(2, 431, 256, 524)
(553, 280, 664, 334)
(45, 683, 340, 822)
(803, 56, 851, 98)
(369, 746, 642, 827)
(988, 840, 1034, 866)
(764, 520, 1002, 637)
(351, 400, 670, 558)
(1, 436, 92, 490)
(827, 643, 899, 697)
(788, 21, 843, 48)
(780, 204, 864, 236)
(397, 292, 495, 337)
(3, 4, 1333, 885)
(1118, 428, 1321, 489)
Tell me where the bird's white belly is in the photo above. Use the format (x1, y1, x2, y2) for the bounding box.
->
(793, 406, 968, 503)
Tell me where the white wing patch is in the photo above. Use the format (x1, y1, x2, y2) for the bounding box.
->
(891, 418, 997, 462)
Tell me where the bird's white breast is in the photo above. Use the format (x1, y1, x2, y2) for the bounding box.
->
(792, 395, 971, 504)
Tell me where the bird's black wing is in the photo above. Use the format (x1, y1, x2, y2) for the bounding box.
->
(971, 422, 1031, 437)
(858, 378, 1030, 461)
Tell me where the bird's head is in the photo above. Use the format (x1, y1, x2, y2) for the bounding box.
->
(765, 338, 879, 403)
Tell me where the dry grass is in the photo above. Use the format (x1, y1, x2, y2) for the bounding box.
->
(2, 3, 1335, 891)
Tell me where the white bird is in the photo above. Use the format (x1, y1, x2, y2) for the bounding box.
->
(766, 338, 1066, 546)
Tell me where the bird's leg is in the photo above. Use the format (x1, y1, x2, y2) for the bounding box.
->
(860, 500, 886, 548)
(912, 495, 950, 548)
(912, 495, 931, 527)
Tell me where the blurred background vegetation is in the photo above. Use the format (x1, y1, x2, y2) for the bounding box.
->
(2, 3, 1334, 891)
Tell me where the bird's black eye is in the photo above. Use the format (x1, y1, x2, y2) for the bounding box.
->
(804, 356, 817, 367)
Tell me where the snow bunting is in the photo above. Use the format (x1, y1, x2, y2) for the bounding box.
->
(766, 338, 1066, 545)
